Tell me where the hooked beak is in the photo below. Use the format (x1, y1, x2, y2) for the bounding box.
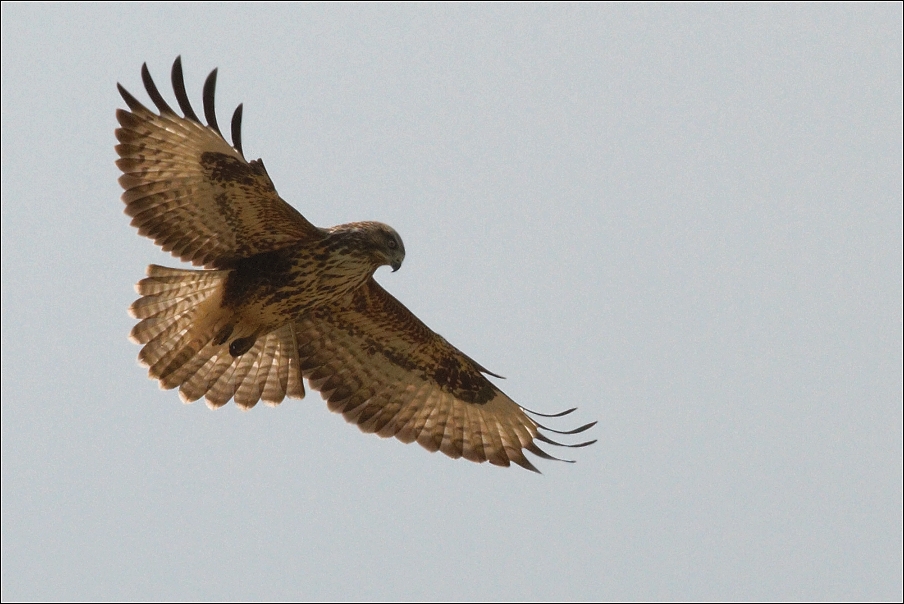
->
(391, 261, 402, 272)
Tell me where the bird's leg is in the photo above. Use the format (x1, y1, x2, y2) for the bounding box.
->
(229, 334, 258, 357)
(212, 323, 234, 346)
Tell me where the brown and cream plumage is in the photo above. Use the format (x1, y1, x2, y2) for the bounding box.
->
(116, 57, 595, 472)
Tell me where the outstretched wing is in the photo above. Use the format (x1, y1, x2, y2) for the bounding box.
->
(115, 56, 321, 269)
(295, 280, 596, 472)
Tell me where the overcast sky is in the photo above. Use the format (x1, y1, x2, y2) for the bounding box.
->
(2, 3, 901, 601)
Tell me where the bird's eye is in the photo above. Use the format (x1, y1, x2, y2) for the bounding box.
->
(387, 239, 397, 250)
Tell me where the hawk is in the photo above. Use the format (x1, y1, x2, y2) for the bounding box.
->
(115, 57, 595, 471)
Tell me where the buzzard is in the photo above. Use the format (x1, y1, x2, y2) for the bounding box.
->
(115, 57, 595, 471)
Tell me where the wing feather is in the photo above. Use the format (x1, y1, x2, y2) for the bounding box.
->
(438, 393, 466, 459)
(115, 58, 322, 268)
(294, 280, 595, 471)
(202, 68, 222, 135)
(171, 56, 201, 123)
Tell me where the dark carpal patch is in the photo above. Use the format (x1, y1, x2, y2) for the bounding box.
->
(313, 301, 495, 405)
(201, 152, 272, 188)
(213, 192, 240, 233)
(430, 356, 495, 404)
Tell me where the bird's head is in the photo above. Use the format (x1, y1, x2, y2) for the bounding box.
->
(331, 221, 406, 272)
(380, 224, 405, 272)
(372, 222, 406, 272)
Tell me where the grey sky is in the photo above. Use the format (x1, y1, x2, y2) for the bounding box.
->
(2, 3, 901, 600)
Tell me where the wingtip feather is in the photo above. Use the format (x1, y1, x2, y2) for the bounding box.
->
(171, 56, 200, 122)
(203, 68, 221, 135)
(141, 62, 175, 115)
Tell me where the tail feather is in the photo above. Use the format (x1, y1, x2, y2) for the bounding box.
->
(255, 336, 280, 400)
(231, 343, 262, 403)
(130, 313, 181, 346)
(149, 326, 203, 381)
(207, 356, 242, 408)
(136, 317, 189, 365)
(129, 265, 305, 408)
(135, 264, 224, 294)
(181, 349, 235, 403)
(130, 288, 218, 321)
(165, 344, 214, 392)
(198, 326, 303, 409)
(263, 329, 303, 404)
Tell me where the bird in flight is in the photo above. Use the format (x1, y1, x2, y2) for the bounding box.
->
(115, 57, 595, 471)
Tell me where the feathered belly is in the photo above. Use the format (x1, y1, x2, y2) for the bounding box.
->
(224, 247, 375, 336)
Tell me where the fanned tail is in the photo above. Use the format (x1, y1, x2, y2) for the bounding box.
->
(129, 264, 304, 409)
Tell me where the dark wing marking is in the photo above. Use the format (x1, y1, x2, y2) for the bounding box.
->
(295, 280, 596, 471)
(115, 57, 322, 268)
